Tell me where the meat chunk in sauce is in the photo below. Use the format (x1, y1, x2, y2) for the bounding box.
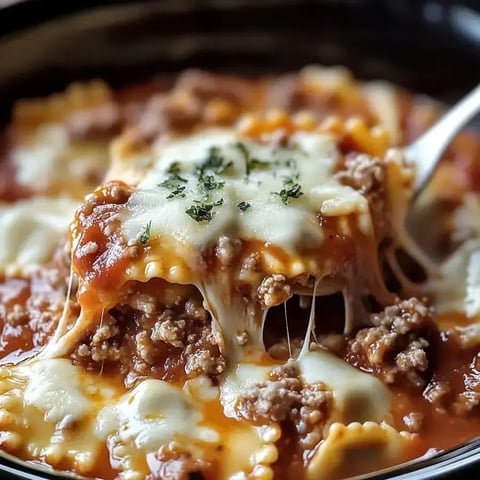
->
(349, 297, 439, 389)
(72, 283, 226, 385)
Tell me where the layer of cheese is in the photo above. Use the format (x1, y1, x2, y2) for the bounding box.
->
(220, 350, 390, 424)
(0, 360, 282, 479)
(120, 129, 371, 254)
(0, 197, 78, 275)
(12, 124, 109, 197)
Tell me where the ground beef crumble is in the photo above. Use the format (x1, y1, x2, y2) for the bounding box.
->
(236, 359, 332, 449)
(72, 283, 226, 384)
(349, 297, 439, 389)
(0, 245, 75, 359)
(257, 274, 293, 307)
(149, 443, 216, 480)
(335, 152, 388, 235)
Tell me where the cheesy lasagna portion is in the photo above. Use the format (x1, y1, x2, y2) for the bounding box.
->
(0, 67, 480, 480)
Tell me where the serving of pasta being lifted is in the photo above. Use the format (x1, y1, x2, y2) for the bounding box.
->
(0, 66, 479, 480)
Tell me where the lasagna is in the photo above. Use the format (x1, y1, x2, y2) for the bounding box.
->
(0, 66, 479, 480)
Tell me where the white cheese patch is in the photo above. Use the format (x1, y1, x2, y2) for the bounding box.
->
(120, 129, 369, 255)
(363, 82, 401, 145)
(219, 363, 272, 418)
(465, 250, 480, 318)
(298, 350, 390, 424)
(17, 359, 91, 424)
(431, 239, 480, 315)
(219, 351, 390, 425)
(13, 124, 108, 192)
(0, 360, 118, 475)
(0, 197, 78, 275)
(96, 379, 205, 450)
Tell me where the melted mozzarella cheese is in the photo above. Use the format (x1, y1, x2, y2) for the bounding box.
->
(13, 124, 109, 194)
(120, 129, 369, 254)
(219, 363, 272, 418)
(19, 359, 91, 423)
(219, 351, 390, 425)
(96, 379, 206, 450)
(363, 82, 401, 145)
(0, 197, 78, 275)
(431, 238, 480, 317)
(0, 359, 115, 475)
(298, 350, 390, 423)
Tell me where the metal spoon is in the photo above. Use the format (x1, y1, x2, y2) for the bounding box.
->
(404, 83, 480, 196)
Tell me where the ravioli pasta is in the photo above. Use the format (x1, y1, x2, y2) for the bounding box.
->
(0, 66, 479, 480)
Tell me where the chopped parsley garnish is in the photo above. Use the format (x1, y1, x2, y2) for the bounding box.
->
(159, 172, 188, 199)
(167, 161, 181, 174)
(273, 180, 304, 205)
(185, 199, 223, 223)
(166, 185, 186, 199)
(159, 173, 187, 189)
(237, 201, 251, 212)
(199, 174, 224, 194)
(235, 142, 270, 178)
(285, 158, 300, 180)
(137, 221, 152, 245)
(196, 146, 233, 177)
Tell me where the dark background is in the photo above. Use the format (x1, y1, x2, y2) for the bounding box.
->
(0, 0, 479, 114)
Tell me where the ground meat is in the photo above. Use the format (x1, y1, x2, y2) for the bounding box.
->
(5, 304, 29, 326)
(0, 248, 75, 360)
(149, 443, 216, 480)
(175, 70, 253, 104)
(403, 412, 424, 433)
(336, 153, 385, 194)
(236, 359, 332, 449)
(265, 74, 304, 112)
(131, 91, 202, 142)
(127, 70, 253, 144)
(451, 324, 480, 350)
(72, 282, 225, 384)
(215, 236, 241, 269)
(349, 297, 438, 389)
(450, 353, 480, 416)
(257, 274, 292, 307)
(151, 311, 186, 348)
(75, 241, 99, 259)
(452, 391, 480, 416)
(335, 153, 387, 235)
(423, 380, 453, 406)
(66, 102, 122, 140)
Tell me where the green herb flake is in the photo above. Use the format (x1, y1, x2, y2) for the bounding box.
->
(250, 158, 270, 170)
(185, 204, 215, 223)
(237, 201, 251, 212)
(273, 182, 304, 205)
(138, 221, 152, 245)
(199, 175, 225, 194)
(158, 173, 188, 189)
(197, 146, 233, 177)
(159, 172, 188, 199)
(167, 161, 182, 174)
(235, 142, 270, 178)
(166, 185, 186, 199)
(185, 199, 224, 223)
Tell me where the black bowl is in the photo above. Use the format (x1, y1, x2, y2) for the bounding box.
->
(0, 0, 479, 478)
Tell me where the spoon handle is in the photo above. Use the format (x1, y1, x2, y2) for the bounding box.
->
(405, 83, 480, 194)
